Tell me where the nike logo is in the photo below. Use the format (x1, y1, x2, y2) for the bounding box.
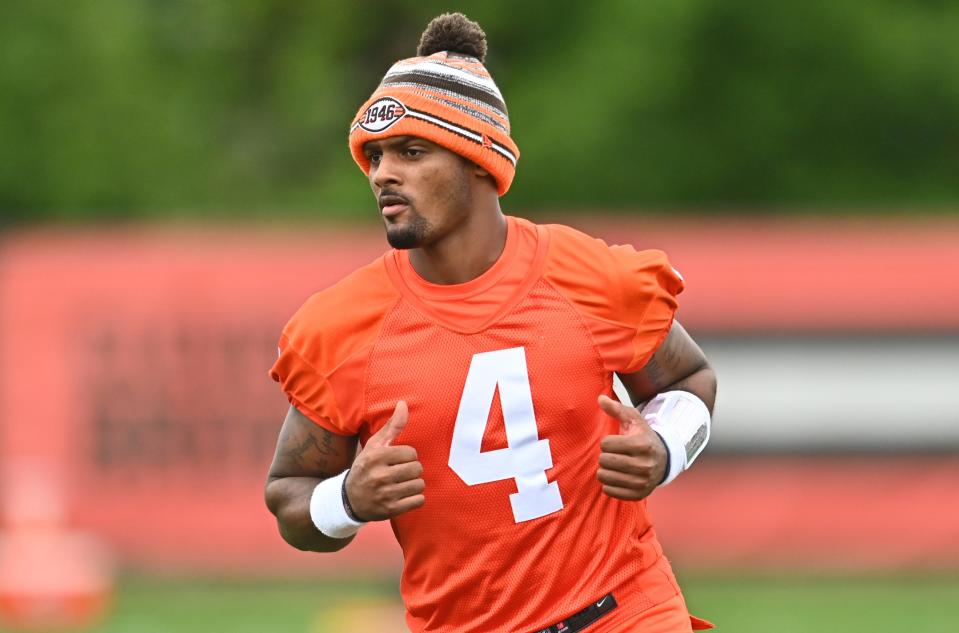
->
(596, 596, 608, 608)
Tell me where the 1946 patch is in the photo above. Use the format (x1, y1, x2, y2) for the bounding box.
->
(358, 97, 407, 133)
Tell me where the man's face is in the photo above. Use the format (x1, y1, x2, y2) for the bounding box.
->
(363, 136, 474, 250)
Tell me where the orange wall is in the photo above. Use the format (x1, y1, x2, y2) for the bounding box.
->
(1, 219, 957, 573)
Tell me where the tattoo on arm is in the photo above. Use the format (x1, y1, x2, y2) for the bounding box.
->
(651, 326, 694, 390)
(269, 411, 354, 482)
(644, 356, 665, 388)
(290, 427, 337, 460)
(264, 409, 361, 552)
(618, 321, 713, 407)
(661, 326, 686, 368)
(290, 434, 317, 463)
(296, 428, 339, 474)
(319, 429, 336, 456)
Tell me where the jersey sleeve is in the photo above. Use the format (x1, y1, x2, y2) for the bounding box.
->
(543, 224, 684, 374)
(268, 257, 399, 436)
(608, 244, 684, 373)
(270, 333, 350, 434)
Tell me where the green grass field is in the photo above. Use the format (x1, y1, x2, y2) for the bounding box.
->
(4, 573, 957, 632)
(682, 574, 959, 633)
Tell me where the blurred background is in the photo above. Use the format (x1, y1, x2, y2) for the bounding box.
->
(1, 1, 957, 631)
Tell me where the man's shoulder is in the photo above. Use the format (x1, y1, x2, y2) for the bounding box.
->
(303, 254, 395, 311)
(534, 219, 680, 318)
(536, 221, 621, 279)
(539, 220, 672, 277)
(282, 255, 399, 358)
(540, 220, 601, 243)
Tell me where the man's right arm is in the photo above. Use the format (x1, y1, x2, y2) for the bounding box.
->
(264, 405, 359, 553)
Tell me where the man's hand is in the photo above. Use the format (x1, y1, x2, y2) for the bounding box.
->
(345, 401, 425, 521)
(596, 395, 668, 501)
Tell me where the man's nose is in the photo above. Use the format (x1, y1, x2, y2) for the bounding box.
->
(371, 153, 402, 189)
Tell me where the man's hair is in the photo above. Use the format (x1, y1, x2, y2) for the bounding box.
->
(416, 13, 487, 62)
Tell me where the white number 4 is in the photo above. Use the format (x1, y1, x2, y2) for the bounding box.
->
(448, 347, 564, 523)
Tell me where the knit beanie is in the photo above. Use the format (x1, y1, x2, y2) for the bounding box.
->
(348, 13, 519, 196)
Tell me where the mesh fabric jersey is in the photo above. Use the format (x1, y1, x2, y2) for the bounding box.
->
(271, 216, 699, 633)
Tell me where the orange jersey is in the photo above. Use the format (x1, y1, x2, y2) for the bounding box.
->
(271, 216, 693, 633)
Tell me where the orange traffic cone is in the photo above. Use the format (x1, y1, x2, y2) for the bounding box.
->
(0, 460, 114, 630)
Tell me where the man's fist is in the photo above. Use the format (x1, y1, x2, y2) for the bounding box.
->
(345, 401, 425, 521)
(596, 395, 668, 501)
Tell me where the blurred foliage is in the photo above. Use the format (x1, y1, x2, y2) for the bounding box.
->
(1, 0, 957, 223)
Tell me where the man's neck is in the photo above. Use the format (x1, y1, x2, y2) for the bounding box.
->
(408, 210, 508, 285)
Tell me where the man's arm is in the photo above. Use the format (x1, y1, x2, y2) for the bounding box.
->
(596, 320, 716, 500)
(617, 320, 716, 412)
(265, 401, 425, 553)
(264, 406, 359, 553)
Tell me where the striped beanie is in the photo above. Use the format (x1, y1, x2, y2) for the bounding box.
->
(348, 13, 519, 196)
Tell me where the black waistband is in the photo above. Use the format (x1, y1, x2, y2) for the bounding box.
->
(533, 592, 618, 633)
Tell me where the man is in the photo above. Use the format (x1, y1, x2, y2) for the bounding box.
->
(266, 13, 716, 633)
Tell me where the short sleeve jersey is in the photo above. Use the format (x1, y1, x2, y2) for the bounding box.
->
(271, 216, 685, 633)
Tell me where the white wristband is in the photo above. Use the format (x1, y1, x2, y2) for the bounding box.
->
(641, 390, 711, 487)
(309, 470, 365, 539)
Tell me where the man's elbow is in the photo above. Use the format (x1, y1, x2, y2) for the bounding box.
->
(265, 477, 354, 554)
(264, 476, 283, 517)
(277, 520, 354, 553)
(688, 361, 717, 413)
(702, 362, 717, 413)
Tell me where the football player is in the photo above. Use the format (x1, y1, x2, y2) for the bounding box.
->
(266, 13, 716, 633)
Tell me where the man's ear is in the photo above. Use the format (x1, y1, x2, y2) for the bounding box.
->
(473, 163, 490, 179)
(464, 158, 495, 190)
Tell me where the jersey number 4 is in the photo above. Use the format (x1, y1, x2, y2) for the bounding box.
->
(448, 347, 564, 523)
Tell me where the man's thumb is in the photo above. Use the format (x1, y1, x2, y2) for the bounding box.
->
(368, 400, 408, 448)
(598, 394, 643, 435)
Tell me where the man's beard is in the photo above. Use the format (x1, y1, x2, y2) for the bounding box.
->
(386, 212, 432, 249)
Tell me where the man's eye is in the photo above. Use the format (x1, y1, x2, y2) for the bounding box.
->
(404, 148, 423, 157)
(367, 152, 382, 164)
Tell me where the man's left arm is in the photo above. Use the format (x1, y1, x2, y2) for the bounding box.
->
(618, 320, 716, 412)
(597, 320, 716, 500)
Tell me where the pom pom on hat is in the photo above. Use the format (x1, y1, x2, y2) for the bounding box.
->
(417, 13, 488, 61)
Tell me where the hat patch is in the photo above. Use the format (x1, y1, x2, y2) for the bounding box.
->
(358, 97, 407, 133)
